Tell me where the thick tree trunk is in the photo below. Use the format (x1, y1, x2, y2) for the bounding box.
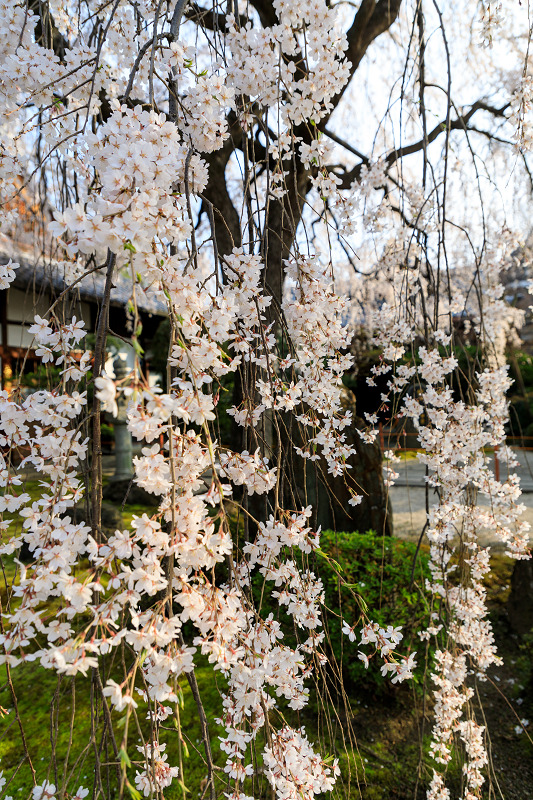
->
(261, 161, 310, 314)
(202, 136, 391, 535)
(290, 388, 393, 535)
(508, 560, 533, 635)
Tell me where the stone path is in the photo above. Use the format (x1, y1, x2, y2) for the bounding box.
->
(389, 450, 533, 550)
(19, 448, 533, 552)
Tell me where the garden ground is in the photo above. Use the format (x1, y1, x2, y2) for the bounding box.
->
(0, 461, 532, 799)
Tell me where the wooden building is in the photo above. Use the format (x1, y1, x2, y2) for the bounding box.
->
(0, 244, 167, 389)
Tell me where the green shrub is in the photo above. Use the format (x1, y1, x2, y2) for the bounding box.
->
(507, 394, 533, 437)
(100, 422, 115, 439)
(253, 530, 431, 695)
(514, 352, 533, 390)
(318, 530, 431, 692)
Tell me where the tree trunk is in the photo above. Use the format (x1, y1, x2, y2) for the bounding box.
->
(508, 560, 533, 635)
(203, 127, 391, 537)
(290, 388, 393, 535)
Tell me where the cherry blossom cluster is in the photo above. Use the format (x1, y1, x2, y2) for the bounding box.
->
(0, 1, 107, 222)
(227, 0, 350, 125)
(509, 73, 533, 151)
(134, 742, 179, 797)
(4, 1, 530, 798)
(263, 726, 340, 800)
(177, 73, 235, 153)
(49, 104, 202, 266)
(479, 2, 505, 48)
(365, 236, 531, 799)
(0, 255, 353, 798)
(342, 620, 417, 684)
(0, 2, 103, 116)
(0, 258, 17, 290)
(282, 255, 358, 482)
(0, 778, 89, 800)
(212, 509, 329, 789)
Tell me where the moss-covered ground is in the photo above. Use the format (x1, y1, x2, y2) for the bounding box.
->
(1, 485, 532, 799)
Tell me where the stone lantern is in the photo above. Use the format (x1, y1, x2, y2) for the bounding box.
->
(111, 353, 133, 481)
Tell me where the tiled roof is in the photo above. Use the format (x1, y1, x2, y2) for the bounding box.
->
(0, 247, 167, 316)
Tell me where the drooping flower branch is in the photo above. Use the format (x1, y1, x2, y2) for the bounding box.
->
(0, 2, 531, 800)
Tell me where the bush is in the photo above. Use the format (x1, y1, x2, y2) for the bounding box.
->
(318, 530, 431, 693)
(507, 394, 533, 438)
(100, 423, 115, 440)
(253, 530, 431, 695)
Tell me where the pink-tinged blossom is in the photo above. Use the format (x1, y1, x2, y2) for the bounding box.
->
(135, 742, 179, 797)
(0, 4, 529, 798)
(263, 726, 340, 800)
(94, 374, 118, 417)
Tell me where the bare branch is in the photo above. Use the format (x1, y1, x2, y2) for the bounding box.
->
(321, 0, 404, 125)
(384, 100, 510, 167)
(329, 99, 511, 189)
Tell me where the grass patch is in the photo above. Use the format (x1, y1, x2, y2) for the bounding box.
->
(0, 659, 227, 799)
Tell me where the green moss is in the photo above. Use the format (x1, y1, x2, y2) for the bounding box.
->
(0, 660, 227, 798)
